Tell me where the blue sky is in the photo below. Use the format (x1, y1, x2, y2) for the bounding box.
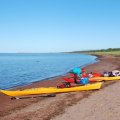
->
(0, 0, 120, 53)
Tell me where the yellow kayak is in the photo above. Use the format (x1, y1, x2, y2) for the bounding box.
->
(0, 82, 102, 97)
(90, 76, 120, 81)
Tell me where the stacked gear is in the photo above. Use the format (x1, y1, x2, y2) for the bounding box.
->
(73, 68, 82, 77)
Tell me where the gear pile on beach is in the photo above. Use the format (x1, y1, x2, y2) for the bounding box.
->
(0, 67, 120, 98)
(57, 68, 120, 88)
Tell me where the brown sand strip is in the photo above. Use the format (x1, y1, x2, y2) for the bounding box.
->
(0, 55, 120, 120)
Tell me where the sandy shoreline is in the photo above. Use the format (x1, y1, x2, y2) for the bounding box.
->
(52, 80, 120, 120)
(0, 55, 120, 120)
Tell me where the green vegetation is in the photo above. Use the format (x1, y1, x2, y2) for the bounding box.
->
(83, 51, 120, 56)
(69, 48, 120, 56)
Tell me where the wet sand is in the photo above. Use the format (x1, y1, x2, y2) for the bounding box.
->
(0, 55, 120, 120)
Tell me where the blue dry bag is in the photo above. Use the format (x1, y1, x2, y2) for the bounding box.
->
(80, 78, 90, 85)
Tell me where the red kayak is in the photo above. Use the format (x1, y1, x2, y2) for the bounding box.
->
(63, 77, 99, 83)
(63, 72, 103, 83)
(91, 73, 103, 77)
(57, 73, 103, 88)
(69, 73, 103, 78)
(57, 77, 98, 88)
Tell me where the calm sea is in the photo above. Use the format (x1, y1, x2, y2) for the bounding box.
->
(0, 53, 97, 89)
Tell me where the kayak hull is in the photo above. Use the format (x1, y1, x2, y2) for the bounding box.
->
(0, 82, 102, 97)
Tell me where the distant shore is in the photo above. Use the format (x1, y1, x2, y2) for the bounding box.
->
(0, 54, 120, 120)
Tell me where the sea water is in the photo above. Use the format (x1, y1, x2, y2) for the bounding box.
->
(0, 53, 97, 89)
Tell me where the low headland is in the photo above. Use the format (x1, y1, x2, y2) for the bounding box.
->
(0, 49, 120, 120)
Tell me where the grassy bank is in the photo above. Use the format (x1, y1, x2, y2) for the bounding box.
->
(69, 48, 120, 56)
(82, 51, 120, 56)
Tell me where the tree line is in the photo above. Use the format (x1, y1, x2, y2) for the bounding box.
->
(68, 48, 120, 53)
(82, 48, 120, 52)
